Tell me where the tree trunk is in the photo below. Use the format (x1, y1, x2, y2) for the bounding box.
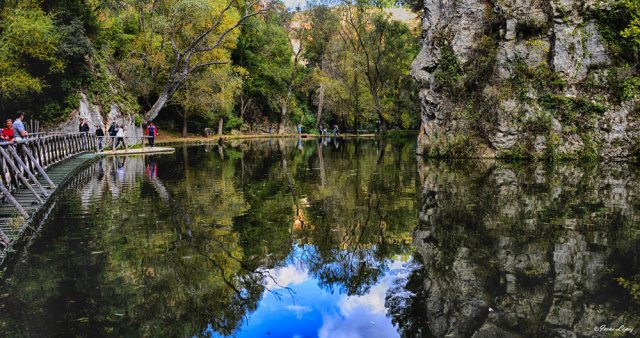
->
(146, 80, 181, 121)
(354, 73, 361, 135)
(218, 117, 224, 135)
(316, 84, 324, 129)
(240, 96, 251, 120)
(278, 101, 287, 135)
(371, 86, 386, 134)
(182, 113, 188, 137)
(316, 58, 326, 129)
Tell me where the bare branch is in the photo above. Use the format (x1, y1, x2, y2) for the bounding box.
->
(183, 0, 236, 55)
(170, 32, 180, 57)
(194, 6, 268, 53)
(188, 60, 230, 73)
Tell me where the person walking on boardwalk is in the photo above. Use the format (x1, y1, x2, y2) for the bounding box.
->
(115, 124, 126, 150)
(1, 119, 15, 142)
(13, 112, 28, 140)
(146, 121, 157, 147)
(79, 118, 90, 133)
(95, 125, 105, 151)
(79, 118, 90, 148)
(108, 122, 118, 148)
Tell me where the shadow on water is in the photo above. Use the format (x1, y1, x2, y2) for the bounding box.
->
(386, 159, 640, 337)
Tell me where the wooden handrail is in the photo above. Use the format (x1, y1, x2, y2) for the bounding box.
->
(0, 132, 97, 217)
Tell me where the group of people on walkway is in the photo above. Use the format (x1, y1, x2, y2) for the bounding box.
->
(1, 112, 29, 142)
(77, 118, 158, 151)
(320, 124, 339, 136)
(1, 113, 158, 150)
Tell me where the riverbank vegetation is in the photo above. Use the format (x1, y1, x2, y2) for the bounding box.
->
(0, 0, 420, 135)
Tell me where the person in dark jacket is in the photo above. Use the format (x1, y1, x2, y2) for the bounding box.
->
(79, 118, 90, 148)
(79, 118, 90, 133)
(95, 125, 105, 151)
(108, 122, 118, 148)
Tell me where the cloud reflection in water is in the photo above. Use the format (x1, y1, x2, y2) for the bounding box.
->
(212, 247, 406, 338)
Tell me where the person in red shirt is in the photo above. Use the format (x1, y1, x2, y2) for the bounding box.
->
(1, 119, 15, 142)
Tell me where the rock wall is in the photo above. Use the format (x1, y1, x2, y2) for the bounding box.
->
(412, 0, 639, 159)
(48, 93, 143, 144)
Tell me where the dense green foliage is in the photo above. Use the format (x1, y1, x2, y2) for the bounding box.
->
(0, 0, 98, 123)
(0, 0, 419, 133)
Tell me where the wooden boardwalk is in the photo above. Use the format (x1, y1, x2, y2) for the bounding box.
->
(0, 153, 103, 260)
(0, 133, 181, 266)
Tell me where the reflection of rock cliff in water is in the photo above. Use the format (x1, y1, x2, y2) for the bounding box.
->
(386, 160, 640, 337)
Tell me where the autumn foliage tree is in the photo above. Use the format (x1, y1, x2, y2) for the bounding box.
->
(105, 0, 270, 122)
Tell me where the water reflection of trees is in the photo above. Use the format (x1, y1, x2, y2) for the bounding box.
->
(234, 139, 417, 296)
(387, 159, 640, 338)
(0, 138, 418, 337)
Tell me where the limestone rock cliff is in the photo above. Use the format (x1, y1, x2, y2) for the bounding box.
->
(49, 94, 143, 144)
(412, 0, 640, 159)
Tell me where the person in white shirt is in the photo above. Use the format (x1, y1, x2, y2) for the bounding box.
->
(115, 125, 126, 149)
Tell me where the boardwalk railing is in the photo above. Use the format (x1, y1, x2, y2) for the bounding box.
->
(96, 135, 154, 152)
(0, 133, 96, 230)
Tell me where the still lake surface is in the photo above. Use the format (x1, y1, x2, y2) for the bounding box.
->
(0, 138, 638, 337)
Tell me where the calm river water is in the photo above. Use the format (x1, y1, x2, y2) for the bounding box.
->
(0, 138, 638, 337)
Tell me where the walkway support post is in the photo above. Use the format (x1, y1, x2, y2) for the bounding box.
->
(0, 147, 44, 204)
(7, 145, 49, 197)
(0, 179, 29, 219)
(21, 146, 56, 189)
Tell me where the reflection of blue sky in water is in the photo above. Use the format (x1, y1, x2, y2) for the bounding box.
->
(210, 245, 408, 338)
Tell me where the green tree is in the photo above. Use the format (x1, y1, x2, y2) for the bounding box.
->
(104, 0, 268, 122)
(620, 0, 640, 45)
(233, 12, 301, 134)
(338, 2, 418, 131)
(174, 64, 242, 136)
(302, 1, 339, 128)
(0, 3, 62, 98)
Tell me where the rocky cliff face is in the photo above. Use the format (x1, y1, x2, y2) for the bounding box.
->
(412, 0, 640, 159)
(48, 94, 143, 144)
